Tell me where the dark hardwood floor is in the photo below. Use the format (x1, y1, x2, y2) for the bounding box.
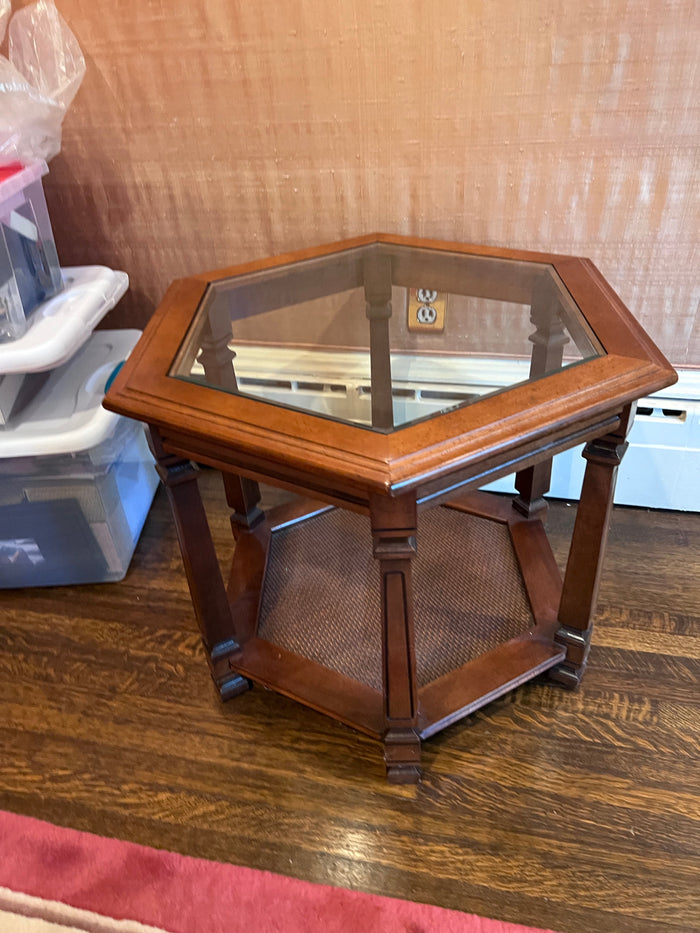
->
(1, 467, 698, 933)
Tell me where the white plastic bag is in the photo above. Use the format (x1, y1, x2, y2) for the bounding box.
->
(0, 1, 10, 43)
(0, 1, 85, 166)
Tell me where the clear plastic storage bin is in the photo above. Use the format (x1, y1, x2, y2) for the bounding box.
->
(0, 162, 62, 343)
(0, 329, 159, 587)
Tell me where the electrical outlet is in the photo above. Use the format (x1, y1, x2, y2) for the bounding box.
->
(407, 288, 446, 333)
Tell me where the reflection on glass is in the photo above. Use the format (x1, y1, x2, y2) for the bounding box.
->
(169, 243, 603, 433)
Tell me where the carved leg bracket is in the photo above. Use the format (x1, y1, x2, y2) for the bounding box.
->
(222, 473, 264, 534)
(513, 462, 551, 520)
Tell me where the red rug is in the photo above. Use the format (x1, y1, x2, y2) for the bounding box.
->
(0, 810, 560, 933)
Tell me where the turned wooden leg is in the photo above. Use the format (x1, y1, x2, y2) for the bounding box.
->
(514, 273, 569, 520)
(364, 251, 395, 430)
(550, 406, 635, 688)
(197, 303, 238, 390)
(370, 493, 420, 783)
(149, 428, 249, 700)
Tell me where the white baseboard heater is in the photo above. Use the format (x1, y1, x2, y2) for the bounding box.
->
(484, 369, 700, 512)
(201, 346, 700, 513)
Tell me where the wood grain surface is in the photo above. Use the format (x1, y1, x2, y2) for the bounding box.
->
(1, 469, 698, 933)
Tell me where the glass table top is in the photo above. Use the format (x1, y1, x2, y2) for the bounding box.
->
(170, 242, 604, 433)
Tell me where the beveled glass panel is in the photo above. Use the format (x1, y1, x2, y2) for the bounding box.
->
(169, 243, 603, 433)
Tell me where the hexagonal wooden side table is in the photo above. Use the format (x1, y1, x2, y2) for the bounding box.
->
(104, 234, 676, 782)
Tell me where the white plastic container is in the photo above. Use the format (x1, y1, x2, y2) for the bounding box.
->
(0, 162, 62, 343)
(0, 265, 129, 423)
(0, 329, 159, 588)
(0, 265, 129, 375)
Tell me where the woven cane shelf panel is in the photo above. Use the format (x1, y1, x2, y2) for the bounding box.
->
(257, 506, 534, 691)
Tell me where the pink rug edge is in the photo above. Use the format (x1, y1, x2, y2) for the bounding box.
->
(0, 809, 560, 933)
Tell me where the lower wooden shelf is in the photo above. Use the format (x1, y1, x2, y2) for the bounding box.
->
(215, 493, 567, 743)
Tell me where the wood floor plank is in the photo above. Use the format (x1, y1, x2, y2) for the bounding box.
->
(0, 474, 698, 933)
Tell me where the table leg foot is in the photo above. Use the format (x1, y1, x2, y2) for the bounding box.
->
(384, 728, 421, 784)
(548, 662, 584, 689)
(217, 672, 251, 701)
(548, 624, 590, 689)
(386, 765, 421, 784)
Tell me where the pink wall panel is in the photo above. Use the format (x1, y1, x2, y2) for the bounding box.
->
(26, 0, 698, 363)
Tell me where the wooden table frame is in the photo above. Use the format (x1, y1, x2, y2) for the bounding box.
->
(104, 234, 676, 783)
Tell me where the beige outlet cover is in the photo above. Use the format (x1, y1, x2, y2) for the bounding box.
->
(407, 288, 447, 333)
